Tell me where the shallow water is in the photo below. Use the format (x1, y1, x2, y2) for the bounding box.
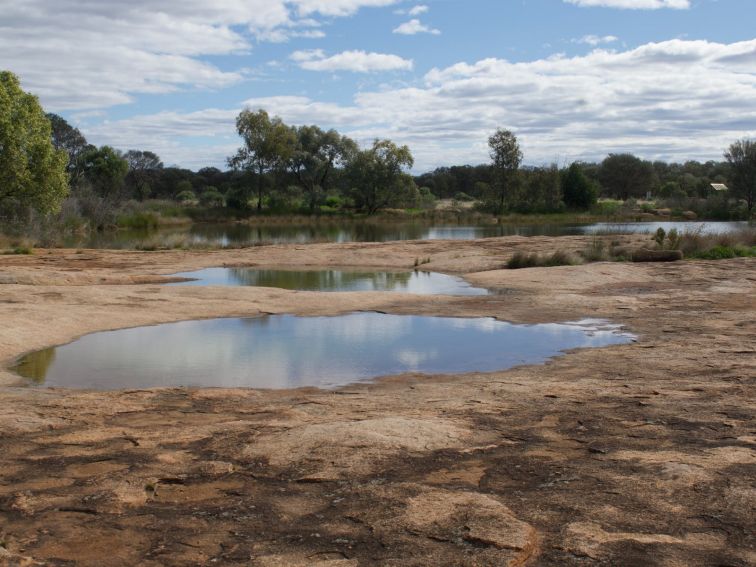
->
(60, 220, 750, 249)
(167, 268, 489, 295)
(13, 314, 634, 390)
(581, 221, 748, 235)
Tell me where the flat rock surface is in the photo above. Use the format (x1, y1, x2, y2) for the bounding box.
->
(0, 235, 754, 566)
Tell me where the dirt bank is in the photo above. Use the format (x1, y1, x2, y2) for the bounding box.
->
(0, 235, 753, 566)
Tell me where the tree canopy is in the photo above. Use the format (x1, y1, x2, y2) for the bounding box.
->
(599, 154, 656, 200)
(724, 139, 755, 215)
(562, 163, 598, 210)
(346, 139, 414, 214)
(76, 145, 129, 198)
(228, 109, 295, 211)
(487, 129, 522, 213)
(289, 125, 357, 212)
(0, 71, 68, 216)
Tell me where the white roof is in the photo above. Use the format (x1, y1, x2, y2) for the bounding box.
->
(710, 183, 728, 191)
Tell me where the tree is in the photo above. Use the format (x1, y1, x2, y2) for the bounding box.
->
(290, 125, 357, 212)
(76, 145, 129, 198)
(724, 139, 756, 215)
(488, 129, 522, 213)
(228, 109, 295, 211)
(124, 150, 163, 201)
(0, 71, 68, 216)
(599, 154, 656, 200)
(46, 113, 91, 185)
(346, 139, 414, 214)
(200, 187, 224, 208)
(562, 163, 597, 210)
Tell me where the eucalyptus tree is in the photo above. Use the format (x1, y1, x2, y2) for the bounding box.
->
(228, 109, 295, 211)
(0, 71, 68, 216)
(76, 145, 129, 199)
(46, 112, 91, 185)
(724, 139, 756, 215)
(488, 129, 522, 213)
(124, 149, 163, 200)
(346, 139, 414, 214)
(290, 125, 357, 212)
(599, 154, 656, 200)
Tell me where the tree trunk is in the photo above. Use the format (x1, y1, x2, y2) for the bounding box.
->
(257, 166, 263, 212)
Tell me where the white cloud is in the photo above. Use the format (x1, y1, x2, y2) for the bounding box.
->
(575, 35, 619, 46)
(290, 49, 413, 72)
(565, 0, 690, 9)
(89, 39, 756, 171)
(0, 0, 401, 110)
(393, 19, 441, 35)
(394, 4, 429, 16)
(294, 0, 401, 17)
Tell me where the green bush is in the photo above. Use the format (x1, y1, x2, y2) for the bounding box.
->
(175, 190, 196, 204)
(199, 188, 224, 208)
(116, 211, 159, 229)
(690, 244, 756, 260)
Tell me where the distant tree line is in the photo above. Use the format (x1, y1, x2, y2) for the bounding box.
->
(1, 69, 754, 233)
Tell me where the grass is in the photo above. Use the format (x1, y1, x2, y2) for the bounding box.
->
(688, 244, 756, 260)
(116, 211, 160, 230)
(507, 250, 577, 269)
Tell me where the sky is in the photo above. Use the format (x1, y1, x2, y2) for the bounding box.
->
(2, 0, 755, 172)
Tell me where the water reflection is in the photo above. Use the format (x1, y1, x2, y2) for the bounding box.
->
(13, 313, 634, 390)
(58, 220, 749, 249)
(168, 268, 489, 296)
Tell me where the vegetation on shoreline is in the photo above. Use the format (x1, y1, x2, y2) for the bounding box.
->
(1, 70, 754, 246)
(505, 228, 756, 269)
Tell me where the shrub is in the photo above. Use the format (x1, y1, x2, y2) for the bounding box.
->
(507, 250, 576, 269)
(580, 238, 608, 262)
(175, 190, 196, 204)
(199, 188, 224, 208)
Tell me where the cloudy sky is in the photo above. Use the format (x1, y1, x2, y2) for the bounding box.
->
(2, 0, 755, 171)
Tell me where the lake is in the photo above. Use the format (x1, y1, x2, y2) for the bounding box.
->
(13, 314, 634, 390)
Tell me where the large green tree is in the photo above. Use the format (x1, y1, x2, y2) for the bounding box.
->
(346, 139, 414, 214)
(0, 71, 68, 216)
(289, 125, 357, 212)
(488, 129, 522, 213)
(724, 139, 756, 215)
(599, 154, 656, 200)
(228, 109, 295, 211)
(562, 162, 598, 210)
(76, 145, 129, 198)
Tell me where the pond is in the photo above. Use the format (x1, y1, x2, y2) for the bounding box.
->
(167, 268, 490, 295)
(60, 220, 751, 249)
(13, 314, 634, 390)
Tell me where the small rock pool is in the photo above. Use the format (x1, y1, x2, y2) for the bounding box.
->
(166, 268, 490, 296)
(13, 314, 634, 390)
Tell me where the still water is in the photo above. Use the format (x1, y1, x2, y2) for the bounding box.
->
(14, 314, 634, 390)
(167, 268, 489, 295)
(62, 220, 750, 249)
